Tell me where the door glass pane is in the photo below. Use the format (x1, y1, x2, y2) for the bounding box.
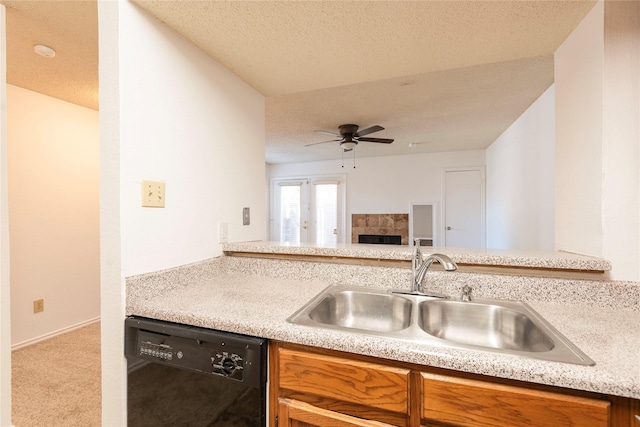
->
(279, 185, 301, 244)
(314, 183, 338, 245)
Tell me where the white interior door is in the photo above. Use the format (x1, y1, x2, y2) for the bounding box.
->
(443, 169, 485, 248)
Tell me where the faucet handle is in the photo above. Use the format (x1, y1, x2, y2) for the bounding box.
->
(461, 285, 473, 302)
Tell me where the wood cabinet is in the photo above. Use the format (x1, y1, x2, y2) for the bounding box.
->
(278, 398, 396, 427)
(273, 345, 411, 426)
(270, 342, 639, 427)
(422, 372, 609, 427)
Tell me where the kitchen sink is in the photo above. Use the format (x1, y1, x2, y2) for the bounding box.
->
(287, 284, 595, 366)
(307, 290, 413, 332)
(418, 299, 555, 352)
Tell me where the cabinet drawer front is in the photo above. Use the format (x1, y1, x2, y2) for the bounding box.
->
(279, 398, 397, 427)
(422, 373, 610, 427)
(279, 348, 409, 414)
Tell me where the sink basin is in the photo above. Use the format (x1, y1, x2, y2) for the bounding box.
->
(288, 284, 595, 366)
(306, 290, 412, 332)
(418, 300, 554, 352)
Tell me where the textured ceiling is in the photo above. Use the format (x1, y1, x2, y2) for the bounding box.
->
(134, 0, 593, 96)
(265, 55, 554, 163)
(3, 0, 98, 110)
(2, 0, 596, 163)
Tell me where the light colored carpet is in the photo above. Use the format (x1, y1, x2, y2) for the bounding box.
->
(11, 321, 101, 427)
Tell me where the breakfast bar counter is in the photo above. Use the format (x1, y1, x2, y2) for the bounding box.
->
(126, 245, 640, 400)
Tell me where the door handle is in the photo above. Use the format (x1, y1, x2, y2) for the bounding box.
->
(446, 226, 452, 230)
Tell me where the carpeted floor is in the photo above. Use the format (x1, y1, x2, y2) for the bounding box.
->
(11, 321, 101, 427)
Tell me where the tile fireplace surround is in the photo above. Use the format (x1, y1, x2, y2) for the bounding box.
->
(352, 214, 409, 245)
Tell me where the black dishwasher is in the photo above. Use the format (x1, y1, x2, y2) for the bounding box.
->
(125, 316, 267, 427)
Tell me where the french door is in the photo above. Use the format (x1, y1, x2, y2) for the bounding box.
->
(272, 177, 344, 245)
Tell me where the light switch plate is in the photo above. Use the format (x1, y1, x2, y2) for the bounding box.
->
(142, 180, 165, 208)
(243, 207, 250, 225)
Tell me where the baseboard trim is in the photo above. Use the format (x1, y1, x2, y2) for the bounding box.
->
(11, 317, 101, 351)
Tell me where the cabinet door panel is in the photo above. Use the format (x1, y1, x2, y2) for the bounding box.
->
(278, 398, 396, 427)
(422, 372, 610, 427)
(279, 348, 409, 414)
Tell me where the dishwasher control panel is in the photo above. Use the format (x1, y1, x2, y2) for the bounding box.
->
(125, 317, 266, 387)
(139, 340, 173, 361)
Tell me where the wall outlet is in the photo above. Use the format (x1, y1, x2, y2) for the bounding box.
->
(33, 299, 44, 313)
(219, 222, 228, 243)
(141, 180, 166, 208)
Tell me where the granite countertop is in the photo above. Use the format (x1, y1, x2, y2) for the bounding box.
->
(126, 267, 640, 400)
(223, 241, 612, 272)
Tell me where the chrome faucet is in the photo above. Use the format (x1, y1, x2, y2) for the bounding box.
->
(410, 238, 457, 296)
(461, 285, 473, 302)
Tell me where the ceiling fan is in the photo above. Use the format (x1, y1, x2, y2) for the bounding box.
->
(306, 124, 394, 151)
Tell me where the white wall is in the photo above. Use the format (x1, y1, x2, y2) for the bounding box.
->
(486, 85, 555, 250)
(555, 0, 640, 280)
(601, 0, 640, 281)
(119, 6, 266, 277)
(555, 0, 604, 259)
(0, 6, 12, 425)
(269, 150, 485, 241)
(7, 85, 100, 347)
(99, 1, 267, 424)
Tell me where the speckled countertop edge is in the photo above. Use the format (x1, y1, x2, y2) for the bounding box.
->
(223, 241, 612, 271)
(126, 257, 640, 400)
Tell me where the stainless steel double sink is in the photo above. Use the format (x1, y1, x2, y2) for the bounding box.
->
(287, 284, 595, 366)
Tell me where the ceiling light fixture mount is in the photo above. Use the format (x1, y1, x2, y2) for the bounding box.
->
(34, 44, 56, 58)
(341, 139, 357, 150)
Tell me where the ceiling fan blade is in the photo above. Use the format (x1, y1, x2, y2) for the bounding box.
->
(354, 125, 384, 137)
(314, 130, 341, 137)
(305, 138, 342, 147)
(356, 137, 394, 144)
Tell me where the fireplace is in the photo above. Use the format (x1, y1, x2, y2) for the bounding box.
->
(358, 234, 402, 245)
(351, 213, 409, 245)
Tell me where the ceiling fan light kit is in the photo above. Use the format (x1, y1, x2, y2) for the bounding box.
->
(341, 140, 357, 150)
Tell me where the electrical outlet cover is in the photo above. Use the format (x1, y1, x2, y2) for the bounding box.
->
(33, 299, 44, 313)
(219, 222, 228, 243)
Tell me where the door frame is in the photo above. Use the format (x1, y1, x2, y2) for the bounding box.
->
(441, 167, 486, 248)
(409, 201, 440, 247)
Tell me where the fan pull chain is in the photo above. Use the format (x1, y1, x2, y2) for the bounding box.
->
(353, 147, 356, 168)
(341, 149, 344, 168)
